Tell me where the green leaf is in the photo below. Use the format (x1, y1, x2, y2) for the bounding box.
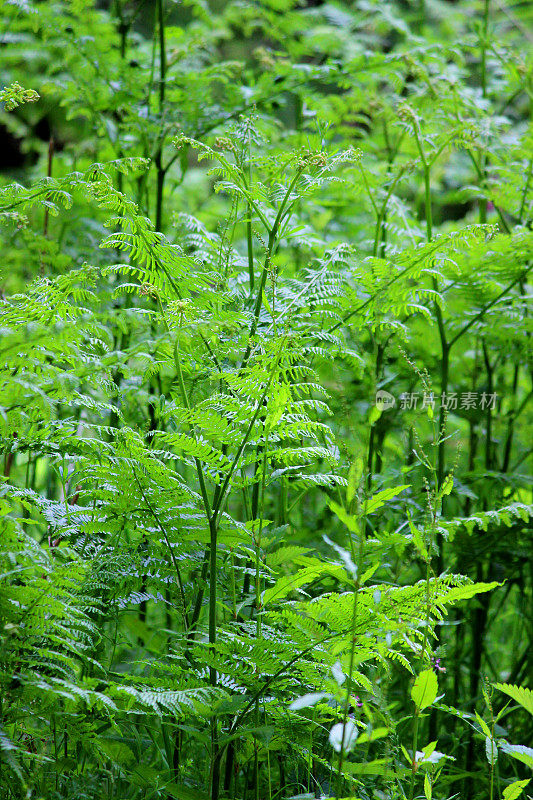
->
(411, 670, 438, 711)
(475, 711, 492, 738)
(365, 485, 410, 515)
(408, 512, 428, 559)
(443, 581, 500, 604)
(485, 736, 498, 765)
(495, 683, 533, 716)
(369, 405, 381, 426)
(329, 501, 360, 534)
(499, 741, 533, 769)
(502, 780, 530, 800)
(440, 475, 454, 496)
(263, 564, 343, 605)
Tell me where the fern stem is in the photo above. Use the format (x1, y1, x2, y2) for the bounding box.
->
(366, 343, 384, 491)
(518, 156, 533, 222)
(172, 338, 212, 520)
(187, 549, 209, 639)
(209, 512, 221, 800)
(253, 432, 269, 800)
(247, 125, 255, 295)
(240, 169, 302, 374)
(174, 321, 221, 798)
(154, 0, 166, 232)
(211, 336, 287, 524)
(408, 709, 420, 800)
(132, 468, 190, 629)
(335, 487, 366, 799)
(214, 628, 349, 777)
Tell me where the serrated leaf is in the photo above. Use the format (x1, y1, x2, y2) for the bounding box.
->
(441, 475, 453, 496)
(499, 741, 533, 769)
(495, 683, 533, 716)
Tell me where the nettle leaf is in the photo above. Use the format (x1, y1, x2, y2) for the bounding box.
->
(499, 741, 533, 770)
(495, 683, 533, 716)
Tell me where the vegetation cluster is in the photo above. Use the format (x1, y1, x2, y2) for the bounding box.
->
(0, 1, 532, 799)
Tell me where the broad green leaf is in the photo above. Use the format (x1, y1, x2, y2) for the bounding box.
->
(411, 670, 438, 711)
(329, 501, 360, 534)
(344, 757, 393, 775)
(357, 726, 388, 744)
(499, 741, 533, 769)
(502, 780, 530, 800)
(368, 405, 381, 426)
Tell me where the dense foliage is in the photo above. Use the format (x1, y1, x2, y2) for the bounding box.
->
(1, 1, 532, 799)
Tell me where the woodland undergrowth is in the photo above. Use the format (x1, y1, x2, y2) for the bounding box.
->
(0, 1, 532, 799)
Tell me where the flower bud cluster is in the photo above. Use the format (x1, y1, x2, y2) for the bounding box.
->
(1, 82, 40, 112)
(140, 283, 159, 300)
(297, 149, 328, 170)
(214, 136, 236, 153)
(397, 102, 417, 123)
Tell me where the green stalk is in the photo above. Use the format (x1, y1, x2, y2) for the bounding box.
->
(253, 434, 269, 800)
(334, 564, 362, 799)
(410, 411, 441, 799)
(154, 0, 166, 232)
(239, 169, 303, 374)
(479, 0, 490, 223)
(209, 512, 221, 800)
(209, 340, 286, 800)
(408, 707, 421, 800)
(335, 480, 366, 799)
(366, 343, 384, 492)
(247, 125, 255, 295)
(414, 124, 450, 576)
